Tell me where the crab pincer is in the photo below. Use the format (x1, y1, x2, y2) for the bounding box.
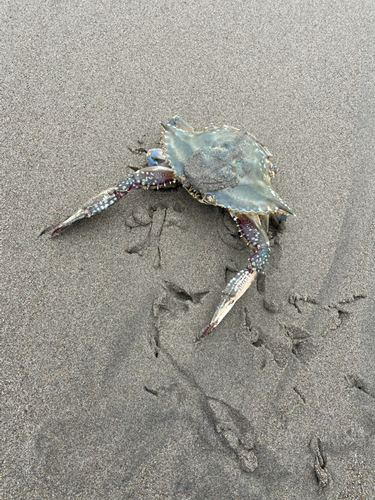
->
(51, 165, 176, 236)
(200, 268, 258, 338)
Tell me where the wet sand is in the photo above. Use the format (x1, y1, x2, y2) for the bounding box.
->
(2, 1, 374, 498)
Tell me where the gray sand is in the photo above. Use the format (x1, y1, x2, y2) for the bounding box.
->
(2, 1, 374, 499)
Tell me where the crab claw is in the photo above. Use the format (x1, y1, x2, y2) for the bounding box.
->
(51, 186, 129, 236)
(51, 165, 176, 237)
(200, 269, 257, 338)
(51, 208, 89, 236)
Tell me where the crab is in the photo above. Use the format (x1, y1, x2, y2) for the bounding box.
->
(51, 116, 295, 338)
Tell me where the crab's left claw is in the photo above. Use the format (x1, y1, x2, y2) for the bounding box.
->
(200, 269, 257, 338)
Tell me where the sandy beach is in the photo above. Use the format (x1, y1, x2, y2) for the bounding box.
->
(2, 1, 374, 498)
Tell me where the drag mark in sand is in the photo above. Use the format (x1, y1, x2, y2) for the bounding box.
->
(207, 397, 258, 473)
(310, 436, 330, 488)
(345, 374, 375, 400)
(145, 349, 259, 474)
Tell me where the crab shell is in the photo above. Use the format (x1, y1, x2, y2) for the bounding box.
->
(161, 120, 294, 218)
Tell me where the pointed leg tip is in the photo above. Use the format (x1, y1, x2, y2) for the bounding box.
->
(200, 326, 210, 338)
(51, 226, 62, 237)
(199, 323, 215, 339)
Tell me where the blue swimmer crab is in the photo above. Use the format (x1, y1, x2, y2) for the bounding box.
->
(52, 116, 295, 338)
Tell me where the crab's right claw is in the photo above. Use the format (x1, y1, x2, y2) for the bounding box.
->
(200, 269, 257, 338)
(51, 164, 177, 237)
(51, 207, 89, 236)
(51, 186, 129, 236)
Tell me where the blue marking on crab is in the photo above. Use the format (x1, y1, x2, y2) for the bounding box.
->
(147, 156, 158, 166)
(147, 148, 166, 166)
(51, 116, 295, 339)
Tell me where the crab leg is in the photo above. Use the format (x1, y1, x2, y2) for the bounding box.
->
(201, 269, 258, 338)
(51, 165, 176, 236)
(200, 213, 270, 338)
(234, 213, 270, 270)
